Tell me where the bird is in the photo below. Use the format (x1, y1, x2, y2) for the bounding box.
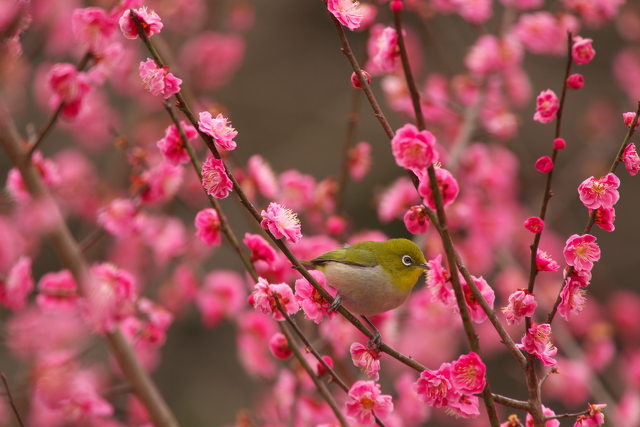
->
(308, 238, 428, 345)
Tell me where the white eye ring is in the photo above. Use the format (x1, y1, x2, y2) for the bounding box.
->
(402, 255, 413, 266)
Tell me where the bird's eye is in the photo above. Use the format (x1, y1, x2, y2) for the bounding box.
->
(402, 255, 413, 266)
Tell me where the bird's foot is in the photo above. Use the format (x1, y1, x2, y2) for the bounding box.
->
(362, 315, 383, 352)
(328, 294, 342, 312)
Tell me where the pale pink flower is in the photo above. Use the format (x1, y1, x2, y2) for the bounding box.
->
(0, 257, 33, 311)
(367, 25, 399, 74)
(446, 393, 480, 418)
(465, 35, 500, 76)
(7, 152, 60, 203)
(278, 170, 316, 211)
(461, 275, 495, 323)
(87, 263, 137, 332)
(572, 36, 596, 65)
(72, 7, 116, 53)
(515, 12, 578, 55)
(533, 89, 559, 123)
(345, 381, 393, 426)
(558, 278, 587, 320)
(578, 173, 620, 210)
(201, 156, 233, 199)
(197, 111, 238, 151)
(237, 312, 278, 378)
(418, 167, 460, 210)
(97, 198, 139, 237)
(294, 270, 335, 324)
(535, 156, 554, 172)
(140, 161, 183, 204)
(194, 208, 221, 246)
(502, 289, 537, 325)
(523, 216, 544, 233)
(592, 206, 615, 232)
(414, 363, 455, 407)
(156, 121, 197, 165)
(327, 0, 363, 31)
(351, 70, 372, 89)
(196, 270, 246, 327)
(243, 233, 277, 264)
(268, 332, 292, 359)
(348, 141, 372, 180)
(517, 323, 558, 366)
(536, 249, 559, 272)
(123, 298, 173, 347)
(450, 352, 486, 394)
(391, 124, 438, 170)
(404, 205, 429, 234)
(525, 405, 560, 427)
(47, 63, 91, 119)
(119, 7, 163, 40)
(425, 254, 454, 305)
(623, 112, 640, 129)
(138, 58, 182, 99)
(37, 270, 79, 310)
(247, 155, 279, 198)
(564, 234, 600, 271)
(622, 143, 640, 176)
(350, 342, 381, 380)
(250, 277, 299, 321)
(567, 73, 585, 89)
(260, 202, 302, 243)
(574, 403, 606, 427)
(378, 177, 420, 222)
(456, 0, 492, 24)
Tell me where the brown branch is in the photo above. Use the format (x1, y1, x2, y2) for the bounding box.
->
(0, 372, 25, 427)
(491, 393, 530, 411)
(335, 89, 362, 214)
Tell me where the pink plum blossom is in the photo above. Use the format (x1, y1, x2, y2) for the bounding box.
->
(87, 263, 137, 332)
(425, 254, 454, 305)
(572, 37, 596, 65)
(244, 233, 277, 264)
(574, 403, 606, 426)
(517, 323, 558, 366)
(140, 161, 183, 204)
(316, 355, 334, 377)
(578, 173, 620, 210)
(72, 7, 116, 53)
(502, 289, 537, 325)
(525, 405, 560, 427)
(250, 277, 299, 321)
(391, 123, 439, 170)
(554, 137, 567, 150)
(418, 167, 460, 210)
(196, 271, 246, 327)
(533, 89, 559, 123)
(119, 7, 163, 40)
(348, 141, 372, 180)
(622, 143, 640, 175)
(536, 250, 559, 272)
(7, 152, 60, 203)
(278, 170, 316, 211)
(237, 312, 277, 378)
(201, 156, 233, 199)
(461, 275, 495, 323)
(327, 0, 363, 31)
(450, 352, 486, 394)
(414, 363, 455, 407)
(0, 257, 33, 311)
(156, 121, 197, 165)
(378, 177, 420, 222)
(97, 198, 140, 237)
(138, 58, 182, 99)
(623, 112, 639, 128)
(197, 111, 238, 151)
(535, 156, 554, 173)
(47, 63, 91, 119)
(268, 333, 292, 359)
(260, 202, 302, 243)
(404, 205, 430, 234)
(37, 270, 79, 310)
(447, 393, 480, 418)
(294, 270, 335, 324)
(563, 234, 601, 271)
(350, 342, 381, 380)
(592, 206, 615, 232)
(345, 381, 393, 426)
(558, 278, 587, 320)
(567, 73, 585, 89)
(367, 25, 399, 74)
(194, 208, 222, 246)
(247, 155, 279, 198)
(515, 12, 578, 55)
(456, 0, 492, 24)
(524, 216, 544, 233)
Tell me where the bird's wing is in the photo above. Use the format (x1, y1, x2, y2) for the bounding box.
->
(311, 248, 378, 268)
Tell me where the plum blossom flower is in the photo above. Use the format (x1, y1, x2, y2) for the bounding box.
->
(201, 156, 233, 199)
(351, 70, 372, 89)
(247, 155, 279, 198)
(623, 112, 639, 128)
(294, 270, 335, 323)
(578, 173, 620, 210)
(414, 363, 455, 407)
(350, 342, 381, 380)
(536, 250, 559, 272)
(574, 403, 606, 426)
(567, 73, 585, 89)
(535, 156, 554, 172)
(622, 143, 640, 176)
(572, 37, 596, 65)
(592, 207, 615, 232)
(87, 263, 137, 332)
(378, 177, 420, 222)
(194, 208, 221, 246)
(558, 278, 588, 320)
(367, 25, 399, 74)
(524, 217, 544, 233)
(97, 198, 140, 238)
(196, 271, 245, 327)
(119, 7, 163, 40)
(260, 202, 302, 243)
(418, 167, 460, 209)
(243, 233, 277, 264)
(138, 59, 181, 99)
(348, 141, 372, 180)
(533, 89, 559, 124)
(327, 0, 363, 31)
(198, 112, 238, 151)
(250, 277, 299, 321)
(502, 289, 537, 325)
(517, 323, 557, 366)
(72, 7, 116, 53)
(47, 64, 91, 119)
(404, 205, 429, 234)
(316, 355, 335, 377)
(268, 333, 292, 359)
(7, 152, 60, 203)
(525, 405, 559, 427)
(345, 381, 393, 425)
(37, 270, 79, 310)
(447, 393, 480, 418)
(461, 275, 495, 324)
(563, 234, 601, 271)
(554, 137, 567, 150)
(425, 254, 454, 305)
(450, 352, 487, 394)
(0, 257, 33, 311)
(140, 161, 183, 204)
(391, 124, 439, 170)
(156, 121, 197, 165)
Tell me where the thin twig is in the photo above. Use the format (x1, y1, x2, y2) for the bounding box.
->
(544, 409, 589, 421)
(491, 393, 530, 411)
(0, 372, 25, 427)
(335, 89, 362, 213)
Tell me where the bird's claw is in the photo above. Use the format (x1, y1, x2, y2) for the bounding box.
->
(328, 294, 342, 312)
(367, 332, 382, 352)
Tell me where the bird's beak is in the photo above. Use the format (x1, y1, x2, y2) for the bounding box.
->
(417, 263, 429, 270)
